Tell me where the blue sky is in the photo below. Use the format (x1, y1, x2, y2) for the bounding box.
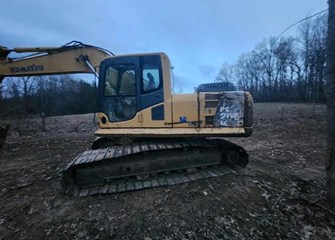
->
(0, 0, 327, 93)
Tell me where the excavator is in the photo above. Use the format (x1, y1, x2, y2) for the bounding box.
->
(0, 41, 253, 196)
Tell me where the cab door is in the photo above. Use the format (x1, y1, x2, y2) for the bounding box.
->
(138, 55, 165, 126)
(98, 54, 170, 128)
(98, 56, 140, 124)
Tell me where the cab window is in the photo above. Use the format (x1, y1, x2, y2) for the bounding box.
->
(104, 64, 136, 96)
(142, 62, 161, 93)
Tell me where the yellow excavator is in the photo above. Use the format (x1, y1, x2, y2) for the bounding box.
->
(0, 41, 253, 196)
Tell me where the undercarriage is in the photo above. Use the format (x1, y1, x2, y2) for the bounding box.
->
(61, 137, 248, 196)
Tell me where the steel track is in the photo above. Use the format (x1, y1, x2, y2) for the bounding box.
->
(71, 165, 235, 196)
(61, 138, 248, 196)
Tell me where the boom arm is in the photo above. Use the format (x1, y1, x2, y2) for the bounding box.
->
(0, 41, 113, 84)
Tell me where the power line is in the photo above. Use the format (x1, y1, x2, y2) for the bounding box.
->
(277, 8, 328, 39)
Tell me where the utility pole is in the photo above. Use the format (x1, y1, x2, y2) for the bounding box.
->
(326, 0, 335, 207)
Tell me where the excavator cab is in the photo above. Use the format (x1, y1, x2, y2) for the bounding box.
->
(98, 54, 165, 124)
(96, 53, 173, 130)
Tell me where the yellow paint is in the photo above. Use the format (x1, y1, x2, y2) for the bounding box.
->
(94, 126, 246, 137)
(0, 47, 110, 79)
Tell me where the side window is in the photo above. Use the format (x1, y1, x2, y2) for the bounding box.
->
(104, 67, 118, 96)
(120, 69, 136, 95)
(142, 63, 161, 93)
(104, 65, 136, 96)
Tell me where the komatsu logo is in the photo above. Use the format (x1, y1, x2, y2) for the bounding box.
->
(10, 64, 44, 73)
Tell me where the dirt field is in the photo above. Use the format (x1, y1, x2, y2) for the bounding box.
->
(0, 103, 333, 240)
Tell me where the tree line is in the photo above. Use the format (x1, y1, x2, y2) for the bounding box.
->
(216, 14, 327, 103)
(0, 14, 327, 119)
(0, 75, 97, 118)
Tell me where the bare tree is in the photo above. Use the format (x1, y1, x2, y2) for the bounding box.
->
(299, 14, 327, 102)
(216, 14, 327, 103)
(234, 52, 262, 99)
(272, 37, 299, 101)
(233, 37, 300, 101)
(216, 62, 235, 83)
(4, 76, 36, 115)
(235, 53, 254, 92)
(326, 0, 335, 207)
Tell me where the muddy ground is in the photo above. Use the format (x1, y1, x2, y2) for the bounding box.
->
(0, 103, 334, 240)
